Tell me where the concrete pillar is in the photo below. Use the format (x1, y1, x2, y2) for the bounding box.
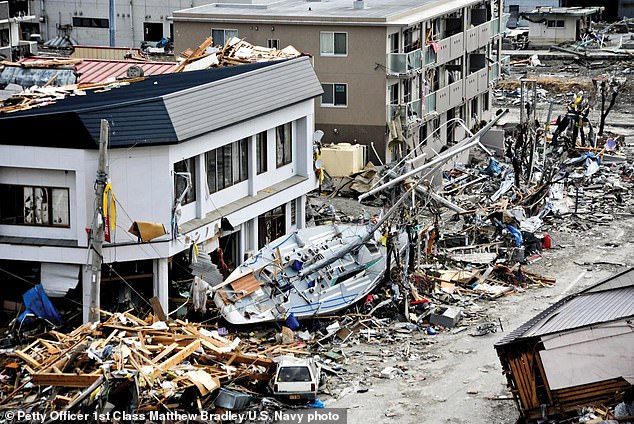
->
(195, 155, 205, 219)
(153, 257, 169, 315)
(238, 223, 247, 263)
(248, 217, 258, 252)
(297, 195, 307, 229)
(248, 135, 257, 196)
(82, 264, 96, 324)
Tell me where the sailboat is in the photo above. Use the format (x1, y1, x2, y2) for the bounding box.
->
(212, 191, 413, 325)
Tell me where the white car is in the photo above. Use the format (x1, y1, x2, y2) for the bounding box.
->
(270, 356, 321, 403)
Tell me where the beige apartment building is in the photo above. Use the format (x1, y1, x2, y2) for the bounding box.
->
(172, 0, 509, 163)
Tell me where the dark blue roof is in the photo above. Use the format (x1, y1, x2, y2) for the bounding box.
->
(0, 60, 283, 149)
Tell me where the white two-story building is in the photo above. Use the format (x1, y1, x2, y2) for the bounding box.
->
(0, 57, 321, 322)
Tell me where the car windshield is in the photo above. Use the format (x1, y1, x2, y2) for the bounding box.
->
(277, 366, 312, 382)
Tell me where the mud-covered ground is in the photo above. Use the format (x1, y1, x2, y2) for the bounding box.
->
(316, 217, 634, 424)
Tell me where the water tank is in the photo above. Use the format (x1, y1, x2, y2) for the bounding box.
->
(320, 143, 365, 177)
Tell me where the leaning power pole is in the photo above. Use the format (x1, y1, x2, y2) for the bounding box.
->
(89, 119, 109, 322)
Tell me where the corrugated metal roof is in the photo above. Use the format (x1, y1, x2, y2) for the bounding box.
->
(75, 60, 177, 83)
(164, 57, 323, 141)
(496, 268, 634, 347)
(19, 57, 176, 84)
(0, 59, 318, 149)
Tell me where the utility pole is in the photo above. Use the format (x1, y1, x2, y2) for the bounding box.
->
(109, 0, 116, 47)
(89, 120, 109, 322)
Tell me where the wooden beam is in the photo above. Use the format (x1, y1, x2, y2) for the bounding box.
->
(31, 373, 101, 388)
(156, 340, 201, 373)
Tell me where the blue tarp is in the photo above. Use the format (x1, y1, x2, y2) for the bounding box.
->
(506, 224, 524, 247)
(18, 284, 62, 326)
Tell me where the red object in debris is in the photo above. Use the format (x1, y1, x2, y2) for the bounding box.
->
(542, 234, 552, 250)
(410, 299, 430, 305)
(365, 294, 375, 304)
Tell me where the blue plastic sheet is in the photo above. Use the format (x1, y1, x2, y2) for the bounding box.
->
(18, 284, 62, 326)
(506, 224, 523, 247)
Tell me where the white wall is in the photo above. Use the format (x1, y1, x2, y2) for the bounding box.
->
(528, 16, 578, 43)
(33, 0, 212, 47)
(0, 98, 317, 267)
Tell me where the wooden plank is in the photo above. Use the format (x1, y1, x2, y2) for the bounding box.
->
(149, 297, 167, 322)
(151, 343, 179, 363)
(15, 350, 43, 369)
(31, 373, 101, 388)
(155, 340, 201, 373)
(508, 355, 530, 410)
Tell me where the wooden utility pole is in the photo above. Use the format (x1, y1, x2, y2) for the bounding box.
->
(89, 120, 109, 322)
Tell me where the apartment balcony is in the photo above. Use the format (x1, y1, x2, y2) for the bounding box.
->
(436, 33, 465, 66)
(424, 92, 436, 117)
(490, 14, 510, 37)
(387, 99, 423, 132)
(466, 22, 491, 52)
(386, 49, 422, 77)
(448, 80, 463, 109)
(436, 85, 449, 114)
(424, 47, 436, 66)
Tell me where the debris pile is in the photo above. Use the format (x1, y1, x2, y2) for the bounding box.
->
(0, 310, 275, 418)
(175, 36, 303, 73)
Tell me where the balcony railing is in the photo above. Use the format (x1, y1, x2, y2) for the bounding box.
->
(386, 49, 422, 75)
(388, 99, 423, 121)
(424, 47, 436, 65)
(424, 92, 436, 116)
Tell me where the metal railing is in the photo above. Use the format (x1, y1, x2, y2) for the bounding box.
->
(386, 49, 422, 75)
(424, 47, 436, 65)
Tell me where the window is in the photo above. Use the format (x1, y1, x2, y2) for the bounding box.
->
(276, 122, 292, 167)
(471, 97, 479, 116)
(256, 131, 267, 175)
(212, 28, 238, 46)
(546, 20, 565, 28)
(72, 17, 109, 28)
(205, 139, 249, 194)
(483, 92, 489, 111)
(267, 39, 280, 49)
(388, 32, 399, 53)
(174, 157, 197, 205)
(321, 83, 347, 107)
(290, 199, 297, 226)
(320, 31, 347, 56)
(258, 205, 286, 248)
(143, 22, 163, 41)
(0, 29, 9, 48)
(0, 184, 69, 227)
(388, 83, 399, 105)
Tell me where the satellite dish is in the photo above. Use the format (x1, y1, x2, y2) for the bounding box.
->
(313, 130, 324, 143)
(127, 65, 145, 78)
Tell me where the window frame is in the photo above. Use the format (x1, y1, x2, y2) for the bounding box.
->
(267, 39, 280, 49)
(321, 83, 348, 108)
(174, 157, 197, 206)
(276, 122, 293, 168)
(211, 28, 238, 46)
(0, 184, 70, 228)
(72, 17, 109, 28)
(320, 31, 348, 57)
(546, 20, 565, 28)
(256, 131, 268, 175)
(205, 139, 250, 195)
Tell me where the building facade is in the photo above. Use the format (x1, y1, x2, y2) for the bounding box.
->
(522, 7, 602, 45)
(0, 58, 321, 322)
(172, 0, 508, 164)
(0, 1, 38, 60)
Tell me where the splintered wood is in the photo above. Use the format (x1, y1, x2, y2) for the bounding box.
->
(0, 310, 273, 414)
(174, 36, 303, 73)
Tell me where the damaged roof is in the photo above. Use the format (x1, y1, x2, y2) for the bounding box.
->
(0, 56, 322, 149)
(495, 267, 634, 347)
